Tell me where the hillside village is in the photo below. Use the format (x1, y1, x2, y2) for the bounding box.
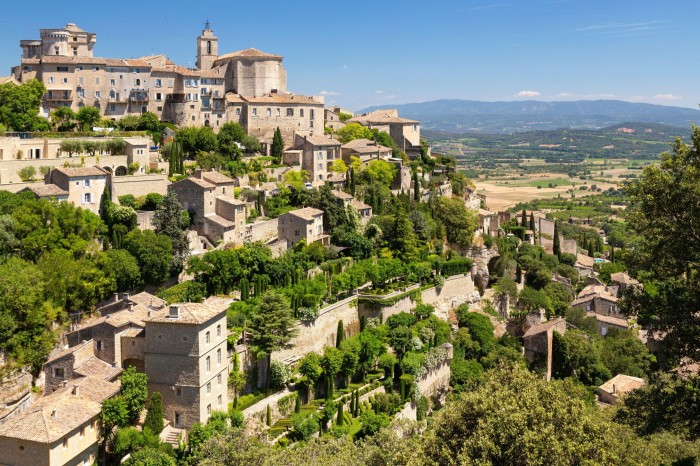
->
(0, 22, 697, 466)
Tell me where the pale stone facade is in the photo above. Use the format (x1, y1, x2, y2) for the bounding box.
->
(278, 207, 328, 248)
(523, 318, 567, 381)
(293, 134, 342, 186)
(144, 304, 228, 430)
(348, 109, 422, 158)
(45, 166, 111, 215)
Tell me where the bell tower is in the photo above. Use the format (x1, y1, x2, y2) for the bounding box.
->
(196, 21, 218, 71)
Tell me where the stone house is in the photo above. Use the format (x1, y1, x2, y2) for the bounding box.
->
(610, 272, 639, 294)
(170, 170, 247, 246)
(144, 303, 228, 430)
(522, 318, 566, 381)
(293, 134, 342, 186)
(65, 292, 167, 372)
(598, 374, 645, 405)
(331, 190, 373, 224)
(574, 253, 595, 277)
(341, 138, 393, 164)
(278, 207, 328, 248)
(348, 109, 422, 158)
(19, 184, 69, 202)
(572, 284, 628, 336)
(42, 340, 121, 395)
(44, 166, 111, 215)
(324, 108, 346, 131)
(0, 376, 119, 466)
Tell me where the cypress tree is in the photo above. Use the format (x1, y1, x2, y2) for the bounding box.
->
(610, 246, 615, 263)
(553, 221, 561, 257)
(521, 209, 527, 227)
(271, 127, 284, 164)
(349, 392, 355, 417)
(336, 400, 344, 426)
(354, 391, 360, 417)
(516, 263, 522, 284)
(240, 278, 250, 301)
(413, 171, 420, 201)
(349, 167, 356, 197)
(529, 212, 536, 232)
(336, 320, 345, 348)
(360, 315, 367, 332)
(266, 404, 271, 427)
(144, 392, 164, 434)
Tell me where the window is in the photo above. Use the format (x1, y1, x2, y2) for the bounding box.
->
(216, 325, 221, 337)
(95, 340, 102, 350)
(154, 79, 162, 87)
(77, 66, 83, 71)
(252, 108, 257, 116)
(206, 356, 210, 372)
(80, 426, 85, 437)
(176, 387, 182, 397)
(310, 109, 315, 120)
(217, 373, 222, 385)
(318, 163, 323, 170)
(54, 47, 59, 55)
(110, 104, 116, 112)
(287, 108, 294, 117)
(175, 412, 182, 427)
(218, 394, 222, 407)
(84, 179, 91, 187)
(266, 108, 272, 117)
(135, 78, 141, 86)
(217, 348, 221, 365)
(155, 93, 162, 101)
(53, 367, 65, 378)
(73, 48, 77, 56)
(61, 77, 68, 84)
(95, 77, 100, 85)
(48, 77, 55, 84)
(110, 78, 115, 86)
(207, 404, 211, 416)
(57, 66, 68, 72)
(317, 152, 323, 160)
(93, 66, 99, 71)
(276, 108, 280, 117)
(294, 229, 299, 237)
(235, 108, 240, 116)
(194, 94, 199, 102)
(300, 109, 304, 117)
(206, 331, 210, 344)
(94, 91, 101, 99)
(83, 193, 92, 204)
(413, 124, 418, 132)
(63, 437, 68, 449)
(206, 382, 211, 394)
(78, 77, 84, 85)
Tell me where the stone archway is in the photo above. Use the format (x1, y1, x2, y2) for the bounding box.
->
(102, 166, 113, 173)
(115, 166, 127, 176)
(122, 358, 145, 373)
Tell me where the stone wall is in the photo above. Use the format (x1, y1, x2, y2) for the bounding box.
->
(247, 218, 278, 243)
(0, 369, 32, 423)
(395, 357, 451, 422)
(272, 295, 359, 365)
(112, 173, 169, 197)
(0, 154, 131, 186)
(136, 210, 155, 230)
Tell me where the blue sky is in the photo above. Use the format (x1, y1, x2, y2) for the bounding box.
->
(1, 0, 698, 111)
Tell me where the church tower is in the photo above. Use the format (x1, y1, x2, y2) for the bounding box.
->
(196, 21, 218, 71)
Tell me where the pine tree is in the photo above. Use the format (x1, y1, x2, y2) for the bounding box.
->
(336, 320, 345, 348)
(153, 190, 190, 270)
(271, 127, 284, 164)
(553, 221, 561, 257)
(144, 392, 164, 434)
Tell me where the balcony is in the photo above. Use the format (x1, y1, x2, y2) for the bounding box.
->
(166, 93, 187, 104)
(45, 91, 72, 102)
(129, 89, 149, 102)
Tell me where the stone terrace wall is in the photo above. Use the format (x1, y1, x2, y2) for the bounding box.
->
(395, 358, 451, 422)
(272, 295, 360, 365)
(112, 173, 169, 197)
(248, 218, 278, 243)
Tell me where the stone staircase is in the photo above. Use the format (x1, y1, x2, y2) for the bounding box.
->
(162, 426, 185, 448)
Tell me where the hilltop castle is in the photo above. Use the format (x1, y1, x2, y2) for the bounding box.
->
(12, 22, 324, 145)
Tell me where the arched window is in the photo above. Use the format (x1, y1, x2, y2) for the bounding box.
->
(207, 41, 212, 54)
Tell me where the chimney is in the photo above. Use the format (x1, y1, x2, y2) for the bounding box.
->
(62, 380, 68, 388)
(51, 409, 57, 418)
(148, 310, 152, 317)
(72, 385, 79, 396)
(169, 305, 180, 319)
(122, 292, 130, 301)
(128, 303, 134, 312)
(612, 384, 617, 394)
(113, 292, 119, 303)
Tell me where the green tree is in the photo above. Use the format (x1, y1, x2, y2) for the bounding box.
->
(76, 106, 101, 131)
(51, 106, 76, 132)
(0, 79, 50, 131)
(144, 392, 164, 435)
(600, 328, 655, 378)
(124, 229, 173, 285)
(529, 212, 536, 232)
(363, 159, 397, 186)
(123, 448, 176, 466)
(336, 320, 345, 348)
(321, 346, 344, 399)
(553, 220, 561, 257)
(552, 330, 611, 386)
(336, 123, 374, 144)
(17, 166, 36, 181)
(217, 122, 247, 159)
(120, 366, 149, 424)
(391, 208, 419, 261)
(271, 127, 284, 164)
(176, 126, 218, 158)
(248, 290, 298, 388)
(153, 190, 189, 270)
(434, 197, 477, 249)
(298, 352, 323, 400)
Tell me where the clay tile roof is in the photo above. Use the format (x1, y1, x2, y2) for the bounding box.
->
(128, 292, 166, 309)
(599, 374, 645, 396)
(205, 214, 235, 228)
(348, 109, 419, 125)
(146, 302, 223, 325)
(120, 328, 144, 338)
(299, 134, 341, 147)
(53, 166, 109, 177)
(225, 93, 246, 103)
(350, 198, 371, 211)
(341, 138, 392, 153)
(610, 272, 639, 286)
(332, 190, 353, 201)
(0, 76, 19, 85)
(103, 58, 151, 67)
(200, 171, 234, 185)
(288, 207, 324, 221)
(242, 93, 323, 106)
(21, 184, 68, 197)
(575, 253, 595, 268)
(0, 377, 119, 443)
(587, 312, 628, 327)
(74, 357, 122, 381)
(523, 318, 565, 338)
(40, 56, 107, 65)
(44, 340, 92, 365)
(215, 48, 282, 61)
(175, 177, 215, 189)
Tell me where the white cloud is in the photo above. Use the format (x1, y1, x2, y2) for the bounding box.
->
(342, 65, 348, 69)
(375, 90, 384, 94)
(556, 92, 577, 98)
(319, 90, 339, 96)
(584, 93, 616, 99)
(653, 93, 682, 101)
(515, 90, 541, 97)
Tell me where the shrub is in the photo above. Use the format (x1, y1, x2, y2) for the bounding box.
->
(269, 361, 291, 389)
(142, 193, 164, 210)
(143, 392, 164, 434)
(18, 166, 36, 182)
(291, 413, 319, 441)
(119, 194, 139, 209)
(229, 409, 244, 428)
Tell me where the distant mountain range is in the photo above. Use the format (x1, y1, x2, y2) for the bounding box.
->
(358, 99, 700, 134)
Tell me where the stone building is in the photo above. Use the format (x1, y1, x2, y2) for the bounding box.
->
(341, 138, 392, 164)
(44, 166, 111, 215)
(292, 133, 342, 186)
(324, 108, 346, 131)
(144, 303, 228, 430)
(0, 376, 119, 466)
(598, 374, 645, 405)
(169, 170, 247, 246)
(19, 184, 69, 201)
(42, 340, 121, 395)
(278, 207, 328, 248)
(571, 284, 628, 336)
(348, 109, 422, 158)
(331, 190, 372, 224)
(522, 318, 566, 381)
